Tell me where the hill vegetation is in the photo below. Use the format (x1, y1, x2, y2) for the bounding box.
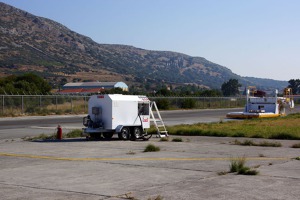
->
(0, 2, 288, 92)
(0, 73, 51, 95)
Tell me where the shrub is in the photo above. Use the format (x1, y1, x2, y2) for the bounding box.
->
(144, 144, 160, 152)
(172, 137, 183, 142)
(23, 133, 55, 141)
(217, 171, 228, 176)
(230, 156, 259, 175)
(160, 137, 169, 142)
(230, 157, 246, 173)
(241, 140, 255, 146)
(258, 141, 282, 147)
(291, 143, 300, 148)
(147, 195, 164, 200)
(180, 98, 196, 109)
(270, 133, 299, 140)
(156, 99, 170, 110)
(64, 129, 82, 138)
(233, 140, 282, 147)
(243, 169, 259, 175)
(232, 132, 245, 137)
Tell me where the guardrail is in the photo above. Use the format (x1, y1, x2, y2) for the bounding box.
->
(0, 95, 298, 117)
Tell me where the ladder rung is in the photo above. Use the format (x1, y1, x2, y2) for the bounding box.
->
(150, 120, 161, 122)
(159, 131, 168, 133)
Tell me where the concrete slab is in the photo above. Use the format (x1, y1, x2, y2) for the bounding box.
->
(0, 136, 299, 199)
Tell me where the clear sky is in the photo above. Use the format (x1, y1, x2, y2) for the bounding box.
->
(2, 0, 300, 81)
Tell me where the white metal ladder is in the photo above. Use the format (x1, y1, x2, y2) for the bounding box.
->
(150, 101, 168, 138)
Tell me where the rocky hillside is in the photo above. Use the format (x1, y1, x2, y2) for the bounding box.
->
(0, 2, 287, 90)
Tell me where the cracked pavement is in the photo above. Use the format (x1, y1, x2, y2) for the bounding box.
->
(0, 136, 299, 200)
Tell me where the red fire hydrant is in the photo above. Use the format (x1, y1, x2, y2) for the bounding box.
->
(57, 125, 62, 140)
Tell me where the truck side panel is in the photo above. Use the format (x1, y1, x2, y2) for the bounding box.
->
(112, 100, 140, 129)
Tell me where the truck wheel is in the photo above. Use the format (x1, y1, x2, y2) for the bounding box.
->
(103, 132, 114, 139)
(89, 133, 96, 140)
(131, 127, 143, 140)
(118, 127, 130, 140)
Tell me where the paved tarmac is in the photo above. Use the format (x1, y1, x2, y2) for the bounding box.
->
(0, 135, 299, 200)
(0, 108, 243, 140)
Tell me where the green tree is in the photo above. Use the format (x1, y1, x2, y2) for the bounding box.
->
(288, 79, 300, 94)
(0, 73, 51, 95)
(199, 89, 222, 97)
(221, 79, 241, 96)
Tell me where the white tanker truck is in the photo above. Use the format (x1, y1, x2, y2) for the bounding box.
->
(82, 94, 167, 140)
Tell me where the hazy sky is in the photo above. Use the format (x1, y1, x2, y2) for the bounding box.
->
(2, 0, 300, 81)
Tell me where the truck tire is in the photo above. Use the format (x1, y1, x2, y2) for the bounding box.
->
(131, 127, 143, 141)
(103, 132, 114, 139)
(118, 127, 130, 140)
(89, 133, 102, 140)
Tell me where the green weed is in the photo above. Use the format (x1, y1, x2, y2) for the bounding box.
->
(172, 137, 183, 142)
(230, 156, 259, 175)
(126, 151, 136, 155)
(144, 144, 160, 152)
(233, 139, 282, 147)
(64, 129, 82, 138)
(23, 133, 55, 141)
(159, 137, 169, 142)
(217, 171, 228, 176)
(147, 195, 164, 200)
(291, 143, 300, 148)
(23, 129, 83, 141)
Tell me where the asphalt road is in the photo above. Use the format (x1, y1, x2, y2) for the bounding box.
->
(0, 108, 243, 140)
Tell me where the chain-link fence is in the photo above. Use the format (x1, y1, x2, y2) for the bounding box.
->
(0, 95, 298, 117)
(150, 97, 246, 110)
(0, 95, 89, 116)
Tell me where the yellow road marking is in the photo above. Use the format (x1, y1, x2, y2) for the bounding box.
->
(0, 152, 290, 162)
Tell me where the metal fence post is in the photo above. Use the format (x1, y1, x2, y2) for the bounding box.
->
(21, 95, 24, 113)
(56, 95, 58, 111)
(71, 96, 73, 113)
(84, 96, 86, 113)
(2, 95, 4, 115)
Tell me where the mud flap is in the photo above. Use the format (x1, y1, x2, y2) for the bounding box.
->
(115, 125, 124, 133)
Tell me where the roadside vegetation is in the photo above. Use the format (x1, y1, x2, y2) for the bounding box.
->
(0, 73, 51, 95)
(172, 137, 183, 142)
(147, 195, 164, 200)
(158, 113, 300, 140)
(291, 143, 300, 148)
(23, 129, 82, 141)
(159, 137, 169, 142)
(229, 156, 259, 175)
(144, 144, 160, 152)
(233, 139, 282, 147)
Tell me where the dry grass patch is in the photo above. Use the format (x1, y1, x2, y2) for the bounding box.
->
(230, 156, 259, 175)
(144, 144, 160, 152)
(233, 139, 282, 147)
(291, 143, 300, 148)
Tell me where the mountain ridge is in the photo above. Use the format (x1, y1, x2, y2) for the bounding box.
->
(0, 2, 287, 91)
